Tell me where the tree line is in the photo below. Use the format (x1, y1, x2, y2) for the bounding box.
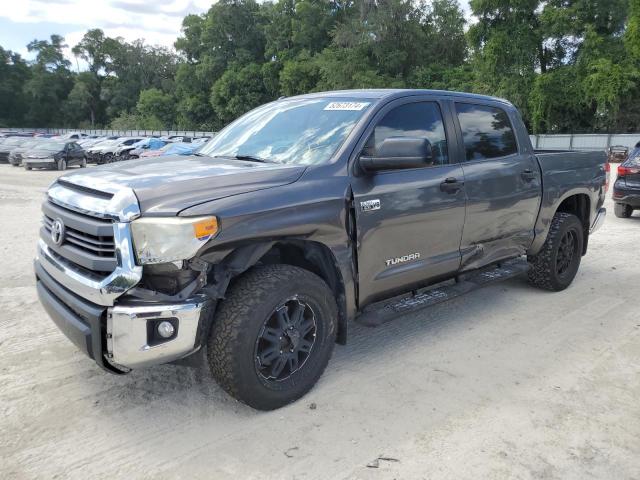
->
(1, 0, 639, 134)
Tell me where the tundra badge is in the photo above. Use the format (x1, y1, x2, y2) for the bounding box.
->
(360, 199, 381, 212)
(386, 253, 421, 267)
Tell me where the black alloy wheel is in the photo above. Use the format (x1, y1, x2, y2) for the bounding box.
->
(556, 229, 578, 277)
(254, 298, 317, 382)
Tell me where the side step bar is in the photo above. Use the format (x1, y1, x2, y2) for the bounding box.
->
(355, 258, 530, 327)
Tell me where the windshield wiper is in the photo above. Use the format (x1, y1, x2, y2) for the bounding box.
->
(234, 154, 277, 163)
(213, 154, 275, 163)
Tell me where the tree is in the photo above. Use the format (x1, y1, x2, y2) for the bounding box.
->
(63, 72, 100, 126)
(0, 48, 30, 126)
(210, 63, 272, 127)
(137, 88, 176, 128)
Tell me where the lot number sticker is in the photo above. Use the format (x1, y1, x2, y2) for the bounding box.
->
(324, 102, 370, 111)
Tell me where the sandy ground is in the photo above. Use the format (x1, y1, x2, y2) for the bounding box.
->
(0, 163, 638, 480)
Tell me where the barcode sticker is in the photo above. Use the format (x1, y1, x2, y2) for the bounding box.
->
(324, 102, 370, 111)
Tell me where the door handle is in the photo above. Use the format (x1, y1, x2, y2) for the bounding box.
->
(521, 169, 536, 181)
(440, 177, 463, 193)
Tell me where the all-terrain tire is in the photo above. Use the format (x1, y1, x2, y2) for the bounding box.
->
(614, 203, 632, 218)
(528, 212, 584, 291)
(208, 264, 337, 410)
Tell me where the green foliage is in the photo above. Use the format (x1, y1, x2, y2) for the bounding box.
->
(210, 63, 272, 127)
(137, 88, 176, 128)
(1, 0, 640, 132)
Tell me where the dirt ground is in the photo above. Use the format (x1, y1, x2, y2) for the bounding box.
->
(0, 163, 638, 480)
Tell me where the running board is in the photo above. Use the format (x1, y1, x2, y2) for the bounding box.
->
(355, 258, 530, 327)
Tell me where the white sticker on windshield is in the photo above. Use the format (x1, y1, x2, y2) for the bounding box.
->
(324, 102, 370, 111)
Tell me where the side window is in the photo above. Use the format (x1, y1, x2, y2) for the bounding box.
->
(365, 101, 448, 166)
(455, 103, 518, 161)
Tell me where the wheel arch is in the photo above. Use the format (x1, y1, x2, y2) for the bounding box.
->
(203, 240, 349, 345)
(554, 193, 590, 255)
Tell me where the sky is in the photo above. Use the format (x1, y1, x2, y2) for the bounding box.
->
(0, 0, 471, 67)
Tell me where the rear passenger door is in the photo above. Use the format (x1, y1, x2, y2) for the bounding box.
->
(452, 101, 541, 270)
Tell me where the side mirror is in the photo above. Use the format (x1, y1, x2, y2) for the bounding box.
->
(359, 137, 433, 172)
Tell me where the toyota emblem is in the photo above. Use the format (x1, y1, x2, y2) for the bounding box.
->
(51, 218, 65, 246)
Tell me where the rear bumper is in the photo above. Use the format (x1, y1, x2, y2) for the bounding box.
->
(612, 190, 640, 207)
(589, 207, 606, 234)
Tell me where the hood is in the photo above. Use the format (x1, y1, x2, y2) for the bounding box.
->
(59, 155, 307, 216)
(27, 149, 59, 159)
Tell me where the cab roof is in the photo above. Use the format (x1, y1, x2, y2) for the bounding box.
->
(290, 89, 513, 107)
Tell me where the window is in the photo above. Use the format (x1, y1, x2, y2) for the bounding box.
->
(365, 102, 448, 166)
(455, 103, 518, 161)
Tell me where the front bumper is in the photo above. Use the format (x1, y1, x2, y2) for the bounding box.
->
(36, 258, 212, 371)
(36, 179, 213, 372)
(24, 159, 55, 169)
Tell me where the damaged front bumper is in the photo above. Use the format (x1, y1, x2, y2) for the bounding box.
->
(35, 179, 214, 373)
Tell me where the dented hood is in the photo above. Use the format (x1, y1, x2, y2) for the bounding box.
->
(59, 155, 306, 216)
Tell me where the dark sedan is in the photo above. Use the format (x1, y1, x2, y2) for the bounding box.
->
(23, 141, 87, 171)
(613, 146, 640, 218)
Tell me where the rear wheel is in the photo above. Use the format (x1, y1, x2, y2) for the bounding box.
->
(208, 264, 337, 410)
(614, 203, 633, 218)
(528, 212, 583, 291)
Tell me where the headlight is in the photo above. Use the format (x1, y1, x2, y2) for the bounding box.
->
(131, 216, 218, 264)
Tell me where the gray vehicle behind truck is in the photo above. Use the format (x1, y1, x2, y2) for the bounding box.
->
(35, 89, 608, 410)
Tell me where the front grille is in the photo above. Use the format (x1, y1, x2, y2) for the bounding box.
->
(41, 201, 118, 276)
(43, 215, 115, 258)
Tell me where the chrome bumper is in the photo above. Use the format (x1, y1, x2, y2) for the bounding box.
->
(107, 295, 211, 369)
(590, 207, 606, 234)
(36, 222, 142, 307)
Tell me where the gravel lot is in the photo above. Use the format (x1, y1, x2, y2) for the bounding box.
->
(1, 163, 638, 480)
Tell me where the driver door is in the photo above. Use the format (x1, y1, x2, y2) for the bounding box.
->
(351, 98, 466, 307)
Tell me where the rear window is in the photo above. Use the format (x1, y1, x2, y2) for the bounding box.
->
(455, 103, 518, 161)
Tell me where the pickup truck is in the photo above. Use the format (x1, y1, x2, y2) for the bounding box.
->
(35, 89, 608, 410)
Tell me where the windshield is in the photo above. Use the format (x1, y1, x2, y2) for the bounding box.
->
(37, 141, 66, 152)
(3, 137, 27, 146)
(198, 97, 373, 165)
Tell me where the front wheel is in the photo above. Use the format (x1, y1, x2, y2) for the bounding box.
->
(80, 157, 87, 168)
(528, 212, 584, 291)
(614, 203, 632, 218)
(208, 264, 337, 410)
(57, 159, 67, 171)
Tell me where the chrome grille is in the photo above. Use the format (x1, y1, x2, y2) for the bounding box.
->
(40, 201, 118, 275)
(43, 214, 115, 258)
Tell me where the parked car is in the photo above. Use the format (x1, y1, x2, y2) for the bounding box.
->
(127, 138, 166, 159)
(8, 138, 46, 166)
(93, 137, 145, 164)
(34, 89, 607, 410)
(0, 137, 35, 163)
(23, 140, 86, 170)
(161, 135, 192, 143)
(139, 141, 199, 158)
(612, 144, 640, 218)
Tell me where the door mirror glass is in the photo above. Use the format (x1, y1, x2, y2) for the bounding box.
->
(359, 137, 433, 172)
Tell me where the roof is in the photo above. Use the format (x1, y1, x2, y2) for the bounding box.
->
(290, 89, 513, 106)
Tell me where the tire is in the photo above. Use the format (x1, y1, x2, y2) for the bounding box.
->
(614, 203, 632, 218)
(208, 264, 338, 410)
(528, 212, 584, 291)
(57, 159, 67, 171)
(80, 157, 87, 168)
(24, 165, 32, 171)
